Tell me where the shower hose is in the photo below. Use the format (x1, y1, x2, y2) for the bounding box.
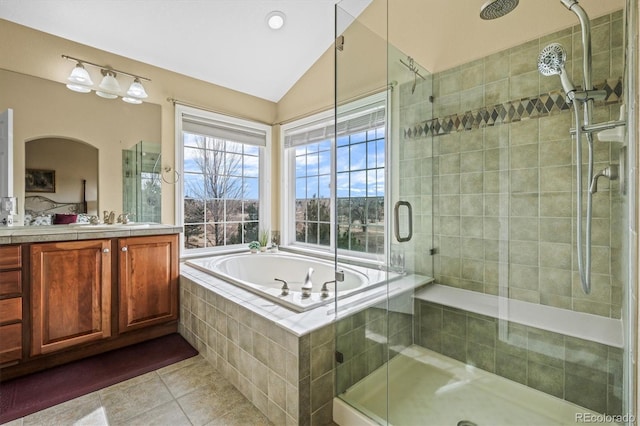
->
(572, 100, 594, 295)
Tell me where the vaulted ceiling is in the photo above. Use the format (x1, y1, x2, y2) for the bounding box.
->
(0, 0, 624, 102)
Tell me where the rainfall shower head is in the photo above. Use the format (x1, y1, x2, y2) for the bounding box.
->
(480, 0, 519, 20)
(538, 43, 576, 100)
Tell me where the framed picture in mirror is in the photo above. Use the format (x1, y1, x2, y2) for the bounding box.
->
(25, 169, 56, 193)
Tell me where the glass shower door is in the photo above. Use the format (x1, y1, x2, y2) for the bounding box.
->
(333, 0, 391, 424)
(333, 1, 435, 424)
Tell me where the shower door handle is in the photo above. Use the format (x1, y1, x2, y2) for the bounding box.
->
(394, 201, 413, 243)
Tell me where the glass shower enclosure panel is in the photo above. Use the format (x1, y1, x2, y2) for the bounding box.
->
(334, 0, 435, 424)
(122, 141, 161, 223)
(334, 1, 633, 426)
(334, 0, 391, 423)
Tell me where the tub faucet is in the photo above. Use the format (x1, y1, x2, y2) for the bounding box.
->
(321, 280, 335, 298)
(301, 267, 314, 299)
(275, 278, 289, 296)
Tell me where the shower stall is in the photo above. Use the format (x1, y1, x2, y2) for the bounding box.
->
(333, 0, 637, 424)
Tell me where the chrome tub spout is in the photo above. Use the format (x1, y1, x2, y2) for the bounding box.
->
(301, 267, 314, 298)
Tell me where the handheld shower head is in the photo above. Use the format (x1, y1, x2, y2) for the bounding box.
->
(538, 43, 576, 100)
(480, 0, 519, 20)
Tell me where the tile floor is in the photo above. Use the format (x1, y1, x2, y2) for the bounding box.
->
(3, 355, 272, 426)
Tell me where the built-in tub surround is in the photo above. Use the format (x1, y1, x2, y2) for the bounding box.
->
(179, 260, 432, 425)
(185, 252, 377, 312)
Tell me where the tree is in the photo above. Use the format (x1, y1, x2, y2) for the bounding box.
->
(184, 135, 249, 248)
(296, 195, 330, 245)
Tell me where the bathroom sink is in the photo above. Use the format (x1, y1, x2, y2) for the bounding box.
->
(68, 224, 118, 230)
(119, 223, 151, 228)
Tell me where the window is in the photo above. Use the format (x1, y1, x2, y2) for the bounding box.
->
(282, 94, 386, 255)
(176, 106, 270, 253)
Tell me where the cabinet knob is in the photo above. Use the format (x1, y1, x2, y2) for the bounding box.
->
(121, 247, 128, 252)
(103, 248, 110, 253)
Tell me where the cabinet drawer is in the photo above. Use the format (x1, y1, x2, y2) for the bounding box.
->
(0, 298, 22, 324)
(0, 270, 22, 296)
(0, 245, 21, 270)
(0, 323, 22, 364)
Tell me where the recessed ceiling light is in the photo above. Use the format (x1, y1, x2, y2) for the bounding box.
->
(266, 11, 285, 30)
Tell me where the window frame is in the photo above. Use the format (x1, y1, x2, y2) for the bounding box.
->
(280, 92, 387, 259)
(175, 105, 271, 257)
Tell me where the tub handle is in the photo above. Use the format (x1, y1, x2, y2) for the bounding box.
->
(274, 278, 289, 296)
(394, 201, 413, 242)
(321, 281, 335, 298)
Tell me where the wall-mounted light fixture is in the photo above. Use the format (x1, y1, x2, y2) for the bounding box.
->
(62, 55, 150, 104)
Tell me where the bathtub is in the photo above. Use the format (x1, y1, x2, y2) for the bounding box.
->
(185, 252, 376, 312)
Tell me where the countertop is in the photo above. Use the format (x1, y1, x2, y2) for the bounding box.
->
(0, 223, 183, 244)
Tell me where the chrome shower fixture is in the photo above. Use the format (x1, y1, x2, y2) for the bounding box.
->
(589, 164, 619, 194)
(537, 43, 576, 101)
(399, 56, 426, 94)
(480, 0, 519, 20)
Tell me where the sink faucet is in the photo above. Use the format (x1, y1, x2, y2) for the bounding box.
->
(117, 213, 130, 224)
(301, 267, 314, 299)
(103, 210, 116, 224)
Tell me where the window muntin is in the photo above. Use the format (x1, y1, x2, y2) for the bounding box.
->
(177, 106, 269, 254)
(335, 127, 385, 254)
(283, 94, 386, 256)
(295, 140, 332, 245)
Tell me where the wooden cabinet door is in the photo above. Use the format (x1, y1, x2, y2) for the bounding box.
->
(31, 240, 112, 355)
(118, 234, 178, 333)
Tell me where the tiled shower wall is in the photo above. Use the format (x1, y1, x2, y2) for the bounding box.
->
(335, 295, 413, 395)
(414, 300, 623, 415)
(400, 10, 625, 319)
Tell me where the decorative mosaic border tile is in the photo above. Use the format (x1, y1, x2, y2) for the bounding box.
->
(403, 78, 623, 139)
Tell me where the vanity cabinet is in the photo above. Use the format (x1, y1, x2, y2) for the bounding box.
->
(0, 245, 23, 365)
(118, 234, 178, 333)
(30, 240, 112, 356)
(0, 229, 180, 381)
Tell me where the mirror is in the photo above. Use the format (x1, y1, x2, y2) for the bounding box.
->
(0, 69, 161, 224)
(25, 138, 98, 218)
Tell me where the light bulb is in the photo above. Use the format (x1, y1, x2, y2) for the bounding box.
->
(126, 78, 148, 99)
(67, 63, 93, 85)
(96, 71, 120, 99)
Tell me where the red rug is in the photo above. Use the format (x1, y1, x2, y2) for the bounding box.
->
(0, 333, 198, 424)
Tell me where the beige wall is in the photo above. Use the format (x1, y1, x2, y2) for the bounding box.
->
(1, 18, 276, 225)
(276, 0, 387, 124)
